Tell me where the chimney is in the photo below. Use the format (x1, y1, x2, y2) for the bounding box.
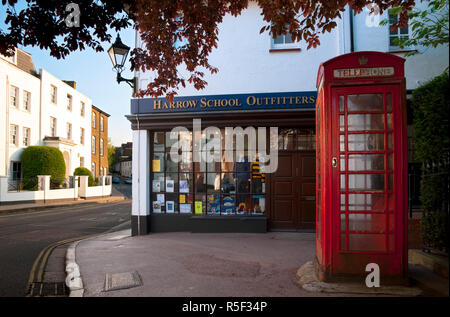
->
(63, 80, 76, 89)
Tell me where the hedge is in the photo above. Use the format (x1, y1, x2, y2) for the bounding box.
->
(21, 146, 66, 189)
(412, 69, 449, 252)
(73, 167, 96, 186)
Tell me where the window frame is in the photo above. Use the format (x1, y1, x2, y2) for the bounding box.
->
(50, 85, 57, 104)
(92, 136, 96, 154)
(100, 116, 104, 132)
(270, 26, 301, 51)
(10, 85, 19, 108)
(67, 94, 73, 111)
(388, 10, 411, 51)
(23, 90, 31, 112)
(50, 117, 57, 137)
(9, 124, 18, 146)
(100, 138, 104, 156)
(80, 102, 85, 117)
(23, 127, 30, 146)
(92, 112, 96, 129)
(66, 122, 72, 140)
(80, 127, 85, 145)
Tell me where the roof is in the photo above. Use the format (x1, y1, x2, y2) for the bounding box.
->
(16, 48, 37, 76)
(92, 105, 111, 117)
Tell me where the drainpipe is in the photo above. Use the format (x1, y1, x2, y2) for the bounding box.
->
(5, 76, 10, 177)
(349, 7, 355, 52)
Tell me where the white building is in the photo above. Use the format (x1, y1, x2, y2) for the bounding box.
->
(0, 48, 92, 180)
(127, 2, 449, 235)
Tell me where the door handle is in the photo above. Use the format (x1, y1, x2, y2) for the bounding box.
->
(332, 157, 338, 168)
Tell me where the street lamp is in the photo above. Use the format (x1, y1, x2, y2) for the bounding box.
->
(108, 34, 136, 90)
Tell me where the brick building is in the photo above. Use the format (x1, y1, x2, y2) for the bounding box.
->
(91, 105, 110, 178)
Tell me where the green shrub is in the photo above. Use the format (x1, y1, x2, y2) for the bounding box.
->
(73, 167, 95, 186)
(412, 69, 449, 251)
(21, 146, 66, 189)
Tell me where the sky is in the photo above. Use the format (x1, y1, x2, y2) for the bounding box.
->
(1, 4, 136, 147)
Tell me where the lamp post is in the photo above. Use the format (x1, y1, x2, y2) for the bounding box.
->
(107, 34, 136, 92)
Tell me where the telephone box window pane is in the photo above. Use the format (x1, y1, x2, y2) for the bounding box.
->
(348, 114, 384, 131)
(388, 234, 395, 251)
(340, 155, 345, 171)
(388, 194, 394, 210)
(389, 214, 395, 232)
(388, 154, 393, 170)
(348, 193, 385, 211)
(348, 234, 386, 251)
(339, 95, 345, 112)
(348, 134, 384, 151)
(340, 194, 346, 211)
(388, 174, 394, 190)
(348, 213, 386, 232)
(348, 174, 385, 191)
(386, 93, 392, 111)
(340, 214, 346, 231)
(340, 234, 346, 250)
(340, 135, 345, 151)
(387, 134, 393, 150)
(347, 94, 383, 112)
(348, 154, 385, 171)
(387, 113, 393, 130)
(340, 115, 345, 132)
(340, 175, 346, 189)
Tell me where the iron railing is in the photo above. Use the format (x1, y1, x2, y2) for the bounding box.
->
(49, 177, 73, 189)
(7, 177, 39, 192)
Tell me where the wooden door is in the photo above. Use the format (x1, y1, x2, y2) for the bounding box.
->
(269, 151, 316, 230)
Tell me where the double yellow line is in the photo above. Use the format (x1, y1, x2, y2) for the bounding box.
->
(26, 233, 100, 296)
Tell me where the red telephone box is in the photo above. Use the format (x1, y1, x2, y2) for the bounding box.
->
(315, 51, 408, 282)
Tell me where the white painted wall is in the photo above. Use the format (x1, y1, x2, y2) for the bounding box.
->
(120, 160, 132, 178)
(39, 69, 92, 176)
(0, 51, 41, 177)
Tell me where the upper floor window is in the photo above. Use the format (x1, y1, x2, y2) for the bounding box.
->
(270, 26, 300, 50)
(10, 124, 18, 145)
(92, 136, 96, 154)
(23, 127, 30, 146)
(388, 10, 409, 50)
(80, 127, 85, 145)
(100, 116, 104, 132)
(10, 85, 19, 108)
(50, 117, 57, 137)
(100, 138, 104, 156)
(23, 91, 31, 112)
(67, 94, 73, 111)
(92, 112, 96, 129)
(80, 102, 85, 117)
(50, 85, 57, 104)
(66, 122, 72, 140)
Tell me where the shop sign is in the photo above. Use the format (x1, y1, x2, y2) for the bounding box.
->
(131, 91, 316, 114)
(333, 67, 394, 79)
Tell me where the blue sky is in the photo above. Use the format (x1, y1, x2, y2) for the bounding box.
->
(1, 4, 136, 146)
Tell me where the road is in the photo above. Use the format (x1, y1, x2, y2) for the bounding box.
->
(0, 199, 131, 297)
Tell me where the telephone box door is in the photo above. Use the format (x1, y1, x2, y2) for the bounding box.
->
(331, 84, 406, 275)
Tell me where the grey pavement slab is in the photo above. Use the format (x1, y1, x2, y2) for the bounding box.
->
(75, 230, 368, 297)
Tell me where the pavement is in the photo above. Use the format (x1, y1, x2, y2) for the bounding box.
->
(63, 229, 449, 297)
(0, 184, 127, 215)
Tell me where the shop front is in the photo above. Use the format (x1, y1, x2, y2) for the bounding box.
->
(127, 91, 317, 235)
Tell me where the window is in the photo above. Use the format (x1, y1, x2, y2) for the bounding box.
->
(11, 161, 22, 180)
(92, 162, 96, 178)
(150, 130, 270, 215)
(100, 116, 104, 132)
(80, 102, 85, 117)
(66, 122, 72, 140)
(92, 136, 96, 154)
(23, 127, 30, 146)
(271, 26, 300, 50)
(50, 117, 57, 137)
(80, 128, 85, 145)
(80, 157, 85, 167)
(23, 91, 31, 111)
(67, 94, 72, 111)
(100, 138, 104, 156)
(10, 86, 19, 108)
(92, 112, 96, 129)
(50, 85, 57, 104)
(9, 124, 18, 145)
(388, 10, 409, 50)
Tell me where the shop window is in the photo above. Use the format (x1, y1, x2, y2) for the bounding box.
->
(150, 129, 267, 215)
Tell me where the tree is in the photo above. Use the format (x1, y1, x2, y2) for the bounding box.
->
(107, 138, 116, 171)
(74, 166, 95, 186)
(381, 0, 449, 56)
(0, 0, 416, 99)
